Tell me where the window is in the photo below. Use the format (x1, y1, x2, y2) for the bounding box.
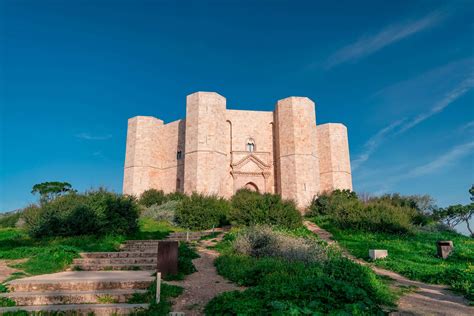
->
(246, 139, 255, 152)
(177, 151, 182, 160)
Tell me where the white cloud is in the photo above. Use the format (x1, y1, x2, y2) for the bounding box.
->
(75, 133, 112, 141)
(405, 141, 474, 178)
(325, 9, 448, 69)
(396, 76, 474, 134)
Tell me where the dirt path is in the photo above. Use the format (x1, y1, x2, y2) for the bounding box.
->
(304, 221, 473, 316)
(166, 236, 244, 316)
(0, 259, 25, 283)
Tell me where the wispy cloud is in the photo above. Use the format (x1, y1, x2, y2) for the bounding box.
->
(325, 9, 448, 69)
(356, 141, 474, 195)
(396, 76, 474, 134)
(352, 119, 405, 171)
(459, 121, 474, 132)
(405, 141, 474, 178)
(75, 133, 112, 141)
(353, 63, 474, 169)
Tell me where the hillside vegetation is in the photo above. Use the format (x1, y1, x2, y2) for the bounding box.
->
(307, 190, 473, 301)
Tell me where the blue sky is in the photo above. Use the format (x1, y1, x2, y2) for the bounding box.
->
(1, 0, 473, 231)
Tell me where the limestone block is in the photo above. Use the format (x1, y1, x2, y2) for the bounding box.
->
(369, 249, 388, 260)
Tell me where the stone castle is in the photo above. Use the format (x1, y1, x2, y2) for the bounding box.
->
(123, 92, 352, 208)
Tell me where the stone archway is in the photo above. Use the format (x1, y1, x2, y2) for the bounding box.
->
(244, 182, 259, 193)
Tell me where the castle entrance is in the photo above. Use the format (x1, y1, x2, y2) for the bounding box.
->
(244, 182, 259, 192)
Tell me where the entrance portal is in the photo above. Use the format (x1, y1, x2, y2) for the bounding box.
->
(244, 182, 259, 192)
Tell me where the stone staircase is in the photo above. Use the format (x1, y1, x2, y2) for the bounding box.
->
(0, 271, 154, 315)
(0, 240, 162, 315)
(72, 240, 159, 271)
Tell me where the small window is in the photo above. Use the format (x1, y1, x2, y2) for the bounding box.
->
(177, 151, 182, 160)
(246, 139, 255, 152)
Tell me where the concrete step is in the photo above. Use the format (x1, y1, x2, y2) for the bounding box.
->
(1, 289, 147, 306)
(73, 257, 157, 265)
(80, 251, 157, 258)
(7, 271, 155, 292)
(73, 263, 157, 271)
(0, 303, 149, 316)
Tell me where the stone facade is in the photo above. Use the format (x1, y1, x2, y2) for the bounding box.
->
(123, 91, 352, 208)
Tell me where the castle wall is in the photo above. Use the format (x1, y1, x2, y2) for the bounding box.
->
(317, 123, 352, 192)
(274, 97, 320, 208)
(225, 110, 274, 195)
(155, 119, 186, 193)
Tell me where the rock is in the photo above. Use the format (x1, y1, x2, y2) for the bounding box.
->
(369, 249, 388, 260)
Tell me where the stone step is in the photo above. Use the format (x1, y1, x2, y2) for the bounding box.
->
(73, 257, 157, 265)
(7, 271, 155, 292)
(119, 246, 161, 252)
(1, 289, 147, 306)
(80, 251, 157, 258)
(73, 263, 157, 271)
(0, 303, 149, 316)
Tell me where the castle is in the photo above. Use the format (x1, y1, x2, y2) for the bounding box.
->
(123, 92, 352, 208)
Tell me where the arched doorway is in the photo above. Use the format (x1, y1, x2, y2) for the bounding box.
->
(244, 182, 259, 192)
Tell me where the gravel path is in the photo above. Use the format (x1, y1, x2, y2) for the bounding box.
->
(304, 221, 473, 316)
(166, 237, 244, 316)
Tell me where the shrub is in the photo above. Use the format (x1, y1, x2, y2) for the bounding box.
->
(331, 200, 416, 234)
(309, 190, 417, 234)
(206, 226, 394, 314)
(139, 189, 166, 207)
(0, 212, 22, 228)
(175, 193, 230, 230)
(308, 189, 359, 216)
(229, 189, 302, 229)
(141, 200, 179, 224)
(22, 189, 139, 238)
(165, 191, 187, 202)
(234, 225, 327, 264)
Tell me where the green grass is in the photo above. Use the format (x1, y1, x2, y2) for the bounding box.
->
(0, 218, 178, 276)
(310, 218, 474, 301)
(206, 229, 396, 315)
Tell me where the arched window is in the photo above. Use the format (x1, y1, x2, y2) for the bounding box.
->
(246, 138, 255, 152)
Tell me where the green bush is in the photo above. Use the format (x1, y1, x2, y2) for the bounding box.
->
(309, 190, 417, 234)
(165, 191, 187, 202)
(175, 193, 230, 230)
(139, 189, 167, 207)
(234, 225, 327, 264)
(229, 189, 302, 229)
(0, 212, 22, 228)
(331, 200, 416, 234)
(141, 200, 180, 224)
(22, 189, 139, 238)
(206, 226, 394, 315)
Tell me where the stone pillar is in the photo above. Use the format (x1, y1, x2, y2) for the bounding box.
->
(123, 116, 163, 196)
(274, 97, 320, 209)
(184, 92, 228, 195)
(317, 123, 352, 193)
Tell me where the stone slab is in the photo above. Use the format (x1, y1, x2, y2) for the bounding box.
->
(369, 249, 388, 260)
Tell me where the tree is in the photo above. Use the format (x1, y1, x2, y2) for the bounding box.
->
(31, 181, 75, 204)
(433, 185, 474, 237)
